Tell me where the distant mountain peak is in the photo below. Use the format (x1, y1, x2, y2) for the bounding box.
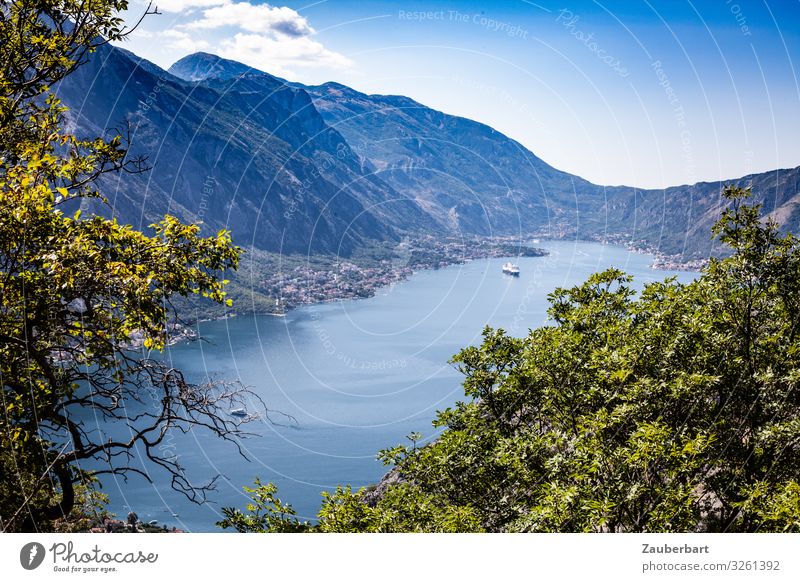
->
(59, 44, 800, 261)
(315, 81, 358, 94)
(168, 52, 281, 83)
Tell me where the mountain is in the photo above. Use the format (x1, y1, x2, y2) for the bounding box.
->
(55, 48, 800, 260)
(167, 53, 614, 241)
(299, 80, 799, 258)
(612, 168, 800, 258)
(55, 47, 431, 255)
(168, 51, 258, 83)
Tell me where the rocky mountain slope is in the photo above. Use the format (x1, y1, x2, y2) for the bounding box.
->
(55, 48, 800, 261)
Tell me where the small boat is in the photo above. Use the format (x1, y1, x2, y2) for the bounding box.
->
(230, 408, 248, 417)
(502, 262, 520, 276)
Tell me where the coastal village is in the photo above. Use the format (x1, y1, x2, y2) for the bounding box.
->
(157, 231, 710, 350)
(88, 513, 184, 534)
(256, 232, 707, 315)
(259, 237, 549, 312)
(583, 231, 711, 272)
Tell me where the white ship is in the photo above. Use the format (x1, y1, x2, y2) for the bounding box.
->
(502, 262, 520, 276)
(229, 408, 248, 417)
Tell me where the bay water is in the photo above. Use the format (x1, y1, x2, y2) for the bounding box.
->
(98, 241, 696, 531)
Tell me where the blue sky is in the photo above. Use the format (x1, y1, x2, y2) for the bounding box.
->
(117, 0, 800, 189)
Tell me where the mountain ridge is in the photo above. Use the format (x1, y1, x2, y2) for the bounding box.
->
(55, 48, 800, 261)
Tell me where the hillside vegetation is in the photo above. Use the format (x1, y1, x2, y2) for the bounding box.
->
(219, 187, 800, 533)
(0, 0, 247, 532)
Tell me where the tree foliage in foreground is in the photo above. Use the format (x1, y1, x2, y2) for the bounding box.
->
(221, 187, 800, 532)
(1, 0, 249, 532)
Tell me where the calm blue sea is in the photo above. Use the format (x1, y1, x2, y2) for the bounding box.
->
(96, 241, 696, 531)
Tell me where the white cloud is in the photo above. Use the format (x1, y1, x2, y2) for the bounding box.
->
(161, 29, 211, 52)
(155, 2, 353, 79)
(117, 1, 354, 82)
(218, 32, 352, 79)
(184, 2, 313, 36)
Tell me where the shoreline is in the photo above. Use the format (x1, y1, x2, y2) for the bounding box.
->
(237, 236, 549, 315)
(114, 238, 703, 529)
(573, 233, 708, 272)
(168, 236, 704, 345)
(167, 237, 550, 346)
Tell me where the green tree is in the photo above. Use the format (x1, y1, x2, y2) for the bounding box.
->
(1, 0, 252, 532)
(221, 186, 800, 533)
(217, 480, 482, 533)
(216, 479, 310, 533)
